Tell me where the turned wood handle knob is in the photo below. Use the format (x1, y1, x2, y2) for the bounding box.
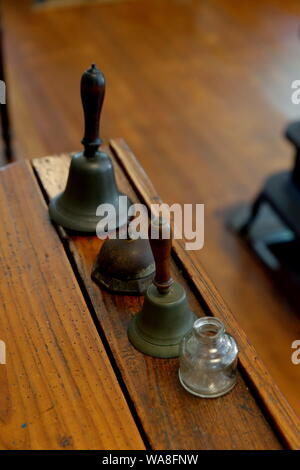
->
(149, 217, 173, 294)
(81, 64, 105, 157)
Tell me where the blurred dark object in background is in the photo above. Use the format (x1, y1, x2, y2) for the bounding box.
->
(0, 11, 13, 163)
(229, 120, 300, 309)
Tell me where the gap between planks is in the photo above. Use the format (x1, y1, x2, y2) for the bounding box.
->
(109, 137, 300, 450)
(30, 158, 152, 450)
(31, 148, 289, 450)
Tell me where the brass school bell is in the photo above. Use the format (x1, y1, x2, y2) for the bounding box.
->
(49, 64, 130, 233)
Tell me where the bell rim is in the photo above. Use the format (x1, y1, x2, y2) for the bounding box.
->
(128, 315, 196, 358)
(48, 192, 131, 233)
(91, 267, 155, 295)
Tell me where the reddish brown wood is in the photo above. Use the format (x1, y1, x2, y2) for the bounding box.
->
(33, 151, 285, 450)
(109, 138, 300, 450)
(81, 63, 104, 155)
(6, 0, 300, 421)
(149, 218, 173, 294)
(0, 160, 144, 450)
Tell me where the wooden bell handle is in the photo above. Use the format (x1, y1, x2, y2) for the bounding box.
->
(81, 64, 105, 157)
(149, 217, 173, 294)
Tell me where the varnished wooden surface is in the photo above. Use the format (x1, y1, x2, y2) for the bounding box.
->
(33, 151, 284, 450)
(110, 138, 300, 450)
(3, 0, 300, 418)
(0, 161, 144, 450)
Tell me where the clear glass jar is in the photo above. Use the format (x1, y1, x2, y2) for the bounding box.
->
(179, 316, 238, 398)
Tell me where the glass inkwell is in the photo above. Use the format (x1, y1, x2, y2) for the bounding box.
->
(179, 316, 238, 398)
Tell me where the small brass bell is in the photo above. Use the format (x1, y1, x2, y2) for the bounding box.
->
(128, 217, 196, 358)
(92, 237, 155, 295)
(92, 219, 155, 295)
(49, 64, 130, 233)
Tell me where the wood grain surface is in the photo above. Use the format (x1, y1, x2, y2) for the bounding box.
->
(4, 0, 300, 419)
(33, 151, 284, 450)
(0, 160, 144, 450)
(110, 137, 300, 450)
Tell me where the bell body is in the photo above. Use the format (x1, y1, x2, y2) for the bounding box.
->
(49, 151, 129, 233)
(92, 237, 155, 295)
(128, 281, 195, 358)
(179, 317, 238, 398)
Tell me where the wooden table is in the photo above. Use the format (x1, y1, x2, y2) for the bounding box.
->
(0, 140, 299, 450)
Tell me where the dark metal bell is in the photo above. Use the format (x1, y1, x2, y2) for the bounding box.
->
(92, 225, 155, 295)
(49, 64, 130, 233)
(128, 217, 195, 358)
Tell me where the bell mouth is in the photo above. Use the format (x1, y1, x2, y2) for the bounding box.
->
(49, 190, 131, 234)
(92, 269, 155, 296)
(193, 317, 225, 341)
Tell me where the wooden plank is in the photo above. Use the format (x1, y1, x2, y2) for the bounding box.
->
(5, 0, 300, 420)
(110, 138, 300, 450)
(0, 161, 144, 450)
(33, 152, 284, 450)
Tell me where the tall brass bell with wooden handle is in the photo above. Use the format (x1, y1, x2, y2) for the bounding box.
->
(128, 217, 195, 358)
(49, 64, 130, 233)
